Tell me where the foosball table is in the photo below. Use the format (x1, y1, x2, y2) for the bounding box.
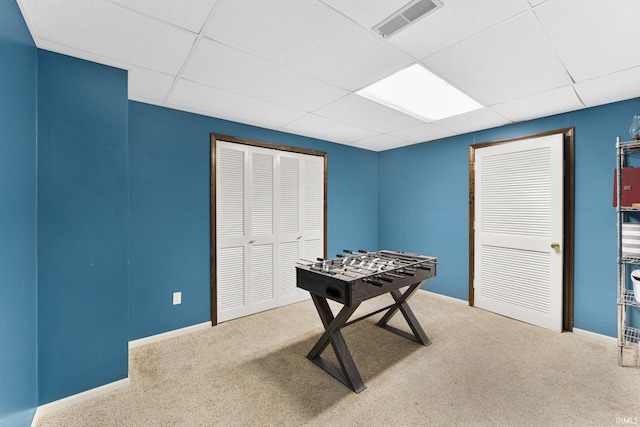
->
(296, 249, 438, 393)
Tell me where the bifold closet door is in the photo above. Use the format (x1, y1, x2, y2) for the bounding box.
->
(216, 142, 277, 322)
(216, 140, 323, 322)
(276, 152, 324, 306)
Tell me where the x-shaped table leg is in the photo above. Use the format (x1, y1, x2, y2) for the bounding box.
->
(307, 294, 366, 393)
(306, 282, 431, 393)
(376, 282, 431, 346)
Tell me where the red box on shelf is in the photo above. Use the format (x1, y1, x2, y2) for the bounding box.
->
(613, 168, 640, 207)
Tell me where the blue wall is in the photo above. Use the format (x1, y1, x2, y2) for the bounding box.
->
(380, 98, 640, 337)
(0, 0, 38, 425)
(2, 0, 637, 421)
(37, 51, 129, 404)
(128, 102, 379, 339)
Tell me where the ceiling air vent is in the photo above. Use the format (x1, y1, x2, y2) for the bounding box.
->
(373, 0, 443, 38)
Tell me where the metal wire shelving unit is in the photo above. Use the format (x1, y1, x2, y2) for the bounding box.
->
(616, 137, 640, 367)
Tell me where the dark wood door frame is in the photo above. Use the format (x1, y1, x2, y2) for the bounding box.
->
(468, 127, 575, 331)
(210, 133, 328, 326)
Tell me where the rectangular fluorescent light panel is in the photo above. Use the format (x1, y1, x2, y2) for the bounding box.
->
(356, 64, 483, 121)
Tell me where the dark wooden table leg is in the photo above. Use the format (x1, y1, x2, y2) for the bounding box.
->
(307, 294, 366, 393)
(376, 282, 431, 346)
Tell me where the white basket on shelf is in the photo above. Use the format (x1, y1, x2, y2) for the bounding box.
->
(631, 269, 640, 303)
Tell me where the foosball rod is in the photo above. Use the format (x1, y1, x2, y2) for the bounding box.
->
(342, 249, 426, 272)
(339, 252, 418, 282)
(344, 249, 418, 264)
(340, 251, 437, 277)
(340, 249, 417, 274)
(348, 248, 439, 268)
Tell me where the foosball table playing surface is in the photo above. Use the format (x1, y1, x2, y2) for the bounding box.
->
(296, 249, 438, 393)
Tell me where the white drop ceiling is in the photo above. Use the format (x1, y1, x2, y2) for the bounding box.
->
(16, 0, 640, 151)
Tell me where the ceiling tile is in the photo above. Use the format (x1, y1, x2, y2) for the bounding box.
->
(388, 123, 455, 143)
(535, 0, 640, 82)
(490, 85, 584, 122)
(431, 108, 511, 134)
(281, 114, 378, 144)
(423, 11, 571, 105)
(204, 0, 414, 90)
(388, 0, 532, 59)
(350, 134, 415, 152)
(574, 67, 640, 108)
(128, 68, 175, 103)
(109, 0, 218, 32)
(313, 94, 424, 133)
(21, 0, 195, 74)
(182, 39, 348, 112)
(167, 79, 306, 129)
(18, 0, 640, 150)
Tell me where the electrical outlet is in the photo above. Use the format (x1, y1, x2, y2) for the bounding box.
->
(173, 292, 181, 305)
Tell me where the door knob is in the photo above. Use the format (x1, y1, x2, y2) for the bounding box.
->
(550, 242, 560, 250)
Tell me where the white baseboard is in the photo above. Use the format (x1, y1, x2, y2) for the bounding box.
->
(422, 289, 468, 304)
(421, 291, 619, 345)
(128, 321, 212, 349)
(573, 327, 617, 344)
(30, 322, 213, 426)
(421, 292, 617, 345)
(30, 378, 130, 427)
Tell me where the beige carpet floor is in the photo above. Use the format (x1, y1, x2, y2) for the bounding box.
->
(37, 291, 640, 427)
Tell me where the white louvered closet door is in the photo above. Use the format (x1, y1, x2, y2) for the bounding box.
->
(216, 142, 247, 322)
(277, 153, 323, 306)
(302, 155, 324, 262)
(247, 147, 277, 314)
(216, 140, 323, 322)
(474, 133, 563, 332)
(216, 142, 277, 322)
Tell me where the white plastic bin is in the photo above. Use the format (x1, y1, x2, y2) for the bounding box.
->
(631, 269, 640, 303)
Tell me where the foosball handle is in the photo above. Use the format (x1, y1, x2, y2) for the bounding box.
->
(398, 269, 415, 277)
(343, 249, 353, 254)
(357, 249, 368, 253)
(336, 254, 345, 258)
(364, 278, 384, 287)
